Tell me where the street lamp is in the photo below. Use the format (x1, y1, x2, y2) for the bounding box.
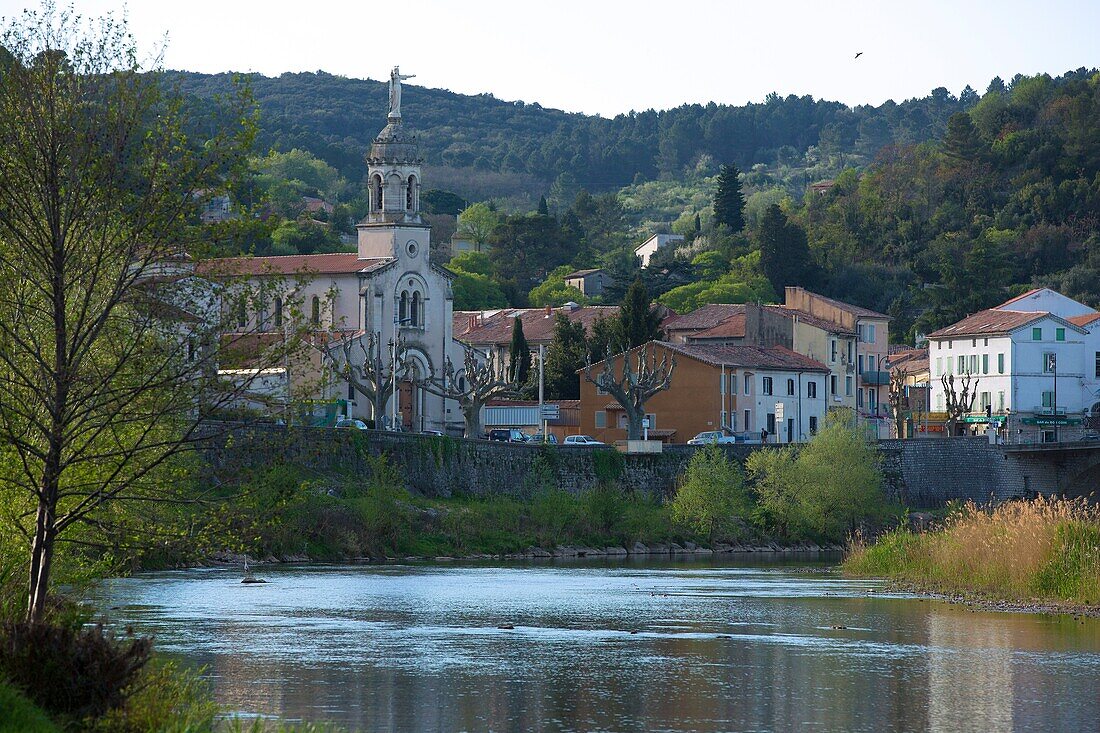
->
(1046, 352, 1058, 443)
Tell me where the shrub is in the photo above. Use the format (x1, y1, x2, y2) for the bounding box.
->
(0, 620, 151, 720)
(747, 410, 889, 542)
(351, 455, 412, 551)
(671, 445, 752, 541)
(585, 482, 626, 534)
(845, 498, 1100, 603)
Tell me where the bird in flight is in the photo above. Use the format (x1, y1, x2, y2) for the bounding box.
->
(855, 52, 863, 59)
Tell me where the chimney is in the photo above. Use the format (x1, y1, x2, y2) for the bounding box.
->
(468, 315, 476, 331)
(544, 305, 552, 317)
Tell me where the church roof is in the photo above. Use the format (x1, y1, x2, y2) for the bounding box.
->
(197, 253, 392, 277)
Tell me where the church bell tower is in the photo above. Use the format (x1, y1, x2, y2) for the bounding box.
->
(357, 66, 429, 260)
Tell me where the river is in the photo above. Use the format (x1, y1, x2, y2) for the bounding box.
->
(86, 558, 1100, 733)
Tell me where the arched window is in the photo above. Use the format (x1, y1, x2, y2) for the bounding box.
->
(311, 295, 320, 326)
(274, 297, 283, 329)
(411, 292, 421, 327)
(406, 175, 416, 210)
(399, 291, 408, 322)
(371, 174, 383, 212)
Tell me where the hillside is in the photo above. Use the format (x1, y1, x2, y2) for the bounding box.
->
(169, 69, 1001, 204)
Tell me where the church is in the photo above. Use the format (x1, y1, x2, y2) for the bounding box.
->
(206, 68, 467, 432)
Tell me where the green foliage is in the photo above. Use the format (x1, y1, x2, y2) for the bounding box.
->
(543, 313, 587, 399)
(270, 218, 346, 255)
(488, 213, 577, 293)
(585, 482, 626, 533)
(747, 411, 888, 542)
(671, 446, 753, 541)
(591, 449, 626, 484)
(0, 620, 152, 721)
(713, 164, 746, 232)
(618, 278, 663, 347)
(528, 264, 590, 307)
(758, 204, 818, 295)
(508, 316, 532, 384)
(455, 202, 500, 246)
(0, 683, 61, 733)
(1031, 522, 1100, 601)
(447, 256, 508, 310)
(421, 189, 468, 216)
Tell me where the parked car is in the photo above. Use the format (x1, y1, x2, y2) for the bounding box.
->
(488, 428, 528, 443)
(335, 418, 369, 430)
(563, 435, 604, 446)
(420, 429, 445, 437)
(1082, 432, 1100, 442)
(687, 430, 738, 445)
(529, 433, 559, 445)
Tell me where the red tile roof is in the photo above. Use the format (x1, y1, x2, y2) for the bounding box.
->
(927, 309, 1046, 338)
(688, 314, 747, 340)
(885, 347, 929, 373)
(461, 306, 622, 345)
(663, 304, 746, 332)
(197, 253, 391, 277)
(660, 342, 829, 372)
(1068, 313, 1100, 327)
(770, 306, 858, 335)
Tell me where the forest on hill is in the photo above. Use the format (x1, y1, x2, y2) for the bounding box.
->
(181, 67, 1100, 343)
(172, 68, 990, 204)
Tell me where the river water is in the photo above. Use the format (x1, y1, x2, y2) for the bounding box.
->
(86, 559, 1100, 733)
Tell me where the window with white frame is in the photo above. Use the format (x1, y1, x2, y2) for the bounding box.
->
(786, 378, 795, 396)
(830, 340, 837, 362)
(762, 377, 773, 395)
(808, 380, 817, 398)
(845, 375, 853, 395)
(998, 353, 1005, 374)
(830, 374, 837, 395)
(1043, 352, 1056, 374)
(743, 373, 751, 395)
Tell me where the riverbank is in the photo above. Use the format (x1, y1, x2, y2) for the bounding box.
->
(845, 497, 1100, 613)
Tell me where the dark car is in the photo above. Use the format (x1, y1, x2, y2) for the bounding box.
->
(488, 428, 528, 443)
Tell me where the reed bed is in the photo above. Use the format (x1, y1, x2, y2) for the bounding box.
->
(844, 498, 1100, 604)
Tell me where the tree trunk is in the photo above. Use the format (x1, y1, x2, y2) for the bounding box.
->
(462, 402, 483, 439)
(27, 496, 57, 623)
(625, 407, 644, 440)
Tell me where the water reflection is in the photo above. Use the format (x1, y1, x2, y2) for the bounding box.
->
(86, 561, 1100, 733)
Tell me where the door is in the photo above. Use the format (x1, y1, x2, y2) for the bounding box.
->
(399, 380, 415, 431)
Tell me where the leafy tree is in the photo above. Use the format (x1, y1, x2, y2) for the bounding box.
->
(758, 204, 817, 294)
(455, 202, 500, 249)
(713, 163, 746, 232)
(942, 112, 985, 161)
(528, 265, 589, 307)
(671, 445, 753, 540)
(618, 278, 664, 347)
(271, 218, 345, 255)
(421, 189, 468, 216)
(586, 316, 622, 364)
(488, 213, 575, 289)
(508, 316, 532, 384)
(746, 411, 888, 542)
(543, 313, 587, 399)
(0, 6, 291, 621)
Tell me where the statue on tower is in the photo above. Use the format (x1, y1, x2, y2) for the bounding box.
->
(388, 66, 415, 119)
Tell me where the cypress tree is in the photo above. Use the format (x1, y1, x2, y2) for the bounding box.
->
(618, 278, 663, 348)
(537, 195, 550, 216)
(713, 163, 746, 233)
(544, 314, 587, 399)
(508, 316, 531, 384)
(758, 204, 816, 295)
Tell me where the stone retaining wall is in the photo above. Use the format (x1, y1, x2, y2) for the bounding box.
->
(201, 425, 1098, 507)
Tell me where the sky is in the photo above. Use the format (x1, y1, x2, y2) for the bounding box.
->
(2, 0, 1097, 117)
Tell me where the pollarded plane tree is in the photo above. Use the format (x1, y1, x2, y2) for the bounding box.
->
(887, 367, 910, 439)
(941, 372, 979, 437)
(583, 343, 676, 440)
(417, 346, 520, 438)
(329, 331, 408, 428)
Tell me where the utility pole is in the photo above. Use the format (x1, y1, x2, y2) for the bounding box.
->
(538, 343, 546, 441)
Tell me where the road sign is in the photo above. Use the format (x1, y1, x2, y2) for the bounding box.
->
(539, 404, 560, 421)
(641, 417, 651, 429)
(774, 402, 785, 420)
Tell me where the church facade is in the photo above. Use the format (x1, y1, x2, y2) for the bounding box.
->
(205, 68, 466, 433)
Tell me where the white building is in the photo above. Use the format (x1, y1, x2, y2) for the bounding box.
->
(200, 69, 468, 433)
(927, 288, 1100, 442)
(634, 233, 683, 268)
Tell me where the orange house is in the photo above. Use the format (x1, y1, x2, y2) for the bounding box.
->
(579, 341, 830, 445)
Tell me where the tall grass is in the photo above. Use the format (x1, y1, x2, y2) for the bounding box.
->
(845, 498, 1100, 604)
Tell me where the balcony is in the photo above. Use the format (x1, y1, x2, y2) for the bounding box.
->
(860, 370, 890, 386)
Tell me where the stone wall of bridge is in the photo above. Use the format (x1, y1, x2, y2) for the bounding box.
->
(200, 425, 1100, 507)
